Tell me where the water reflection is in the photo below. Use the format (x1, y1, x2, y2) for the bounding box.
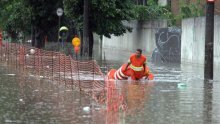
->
(121, 82, 154, 115)
(0, 65, 97, 124)
(1, 55, 220, 124)
(203, 80, 213, 124)
(103, 80, 154, 124)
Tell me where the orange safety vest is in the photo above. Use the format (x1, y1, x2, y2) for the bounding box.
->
(129, 54, 146, 71)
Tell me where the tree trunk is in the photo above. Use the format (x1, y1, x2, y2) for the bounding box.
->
(10, 31, 17, 42)
(80, 31, 83, 57)
(35, 27, 45, 48)
(99, 35, 103, 60)
(89, 31, 93, 58)
(83, 0, 89, 57)
(31, 26, 35, 47)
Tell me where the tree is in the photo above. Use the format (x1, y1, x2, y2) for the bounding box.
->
(177, 0, 204, 20)
(23, 0, 63, 48)
(0, 0, 31, 41)
(0, 0, 64, 47)
(63, 0, 134, 57)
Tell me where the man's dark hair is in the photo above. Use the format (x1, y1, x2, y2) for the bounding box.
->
(136, 49, 142, 54)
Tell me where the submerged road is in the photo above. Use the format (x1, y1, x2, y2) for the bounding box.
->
(1, 58, 220, 124)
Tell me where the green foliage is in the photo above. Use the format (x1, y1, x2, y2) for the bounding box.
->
(0, 0, 204, 43)
(0, 0, 64, 42)
(0, 0, 31, 34)
(132, 0, 173, 22)
(132, 0, 204, 26)
(63, 0, 135, 38)
(147, 0, 158, 6)
(63, 0, 84, 31)
(133, 5, 172, 20)
(178, 0, 204, 19)
(24, 0, 63, 31)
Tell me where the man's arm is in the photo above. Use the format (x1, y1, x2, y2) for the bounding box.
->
(125, 62, 131, 70)
(143, 55, 147, 72)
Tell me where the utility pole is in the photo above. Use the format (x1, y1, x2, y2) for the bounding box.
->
(57, 8, 63, 42)
(83, 0, 89, 57)
(204, 0, 215, 80)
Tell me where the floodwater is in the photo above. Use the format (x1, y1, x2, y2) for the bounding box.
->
(1, 48, 220, 124)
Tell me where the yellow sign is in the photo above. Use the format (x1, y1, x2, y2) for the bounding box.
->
(72, 36, 81, 47)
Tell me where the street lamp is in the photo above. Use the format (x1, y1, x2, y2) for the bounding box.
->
(56, 8, 63, 42)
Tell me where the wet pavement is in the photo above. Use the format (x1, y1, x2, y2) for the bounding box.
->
(1, 47, 220, 124)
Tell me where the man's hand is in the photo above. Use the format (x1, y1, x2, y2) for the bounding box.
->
(125, 62, 131, 71)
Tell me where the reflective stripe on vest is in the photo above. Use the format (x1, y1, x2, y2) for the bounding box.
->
(130, 64, 143, 71)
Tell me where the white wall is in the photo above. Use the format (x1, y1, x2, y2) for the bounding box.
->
(102, 20, 167, 61)
(214, 16, 220, 68)
(101, 17, 220, 68)
(181, 16, 220, 67)
(158, 0, 167, 6)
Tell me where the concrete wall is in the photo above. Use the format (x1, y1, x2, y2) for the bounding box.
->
(102, 20, 167, 61)
(214, 16, 220, 68)
(181, 16, 220, 67)
(158, 0, 168, 6)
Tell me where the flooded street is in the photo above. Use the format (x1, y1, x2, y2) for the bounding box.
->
(0, 64, 97, 124)
(1, 47, 220, 124)
(120, 63, 220, 124)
